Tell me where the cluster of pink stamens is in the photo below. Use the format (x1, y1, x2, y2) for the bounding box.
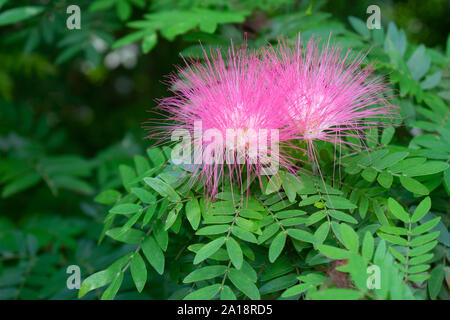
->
(146, 34, 394, 198)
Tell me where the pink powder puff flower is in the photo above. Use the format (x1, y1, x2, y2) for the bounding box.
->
(267, 35, 395, 170)
(146, 43, 299, 199)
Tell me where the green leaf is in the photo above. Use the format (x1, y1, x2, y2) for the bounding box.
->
(226, 237, 243, 269)
(117, 0, 132, 21)
(130, 253, 147, 292)
(153, 220, 168, 251)
(400, 176, 429, 195)
(336, 254, 367, 291)
(410, 241, 438, 256)
(275, 210, 306, 219)
(228, 268, 260, 300)
(170, 214, 182, 236)
(131, 187, 155, 204)
(385, 22, 407, 56)
(367, 128, 379, 149)
(269, 232, 287, 262)
(361, 232, 374, 261)
(236, 219, 254, 232)
(146, 147, 166, 166)
(381, 127, 395, 145)
(282, 172, 300, 202)
(109, 203, 142, 215)
(409, 253, 433, 265)
(377, 171, 393, 188)
(348, 16, 370, 38)
(239, 209, 263, 220)
(142, 205, 156, 226)
(0, 0, 8, 11)
(443, 168, 449, 195)
(340, 223, 359, 253)
(428, 265, 445, 299)
(204, 216, 234, 224)
(287, 228, 315, 243)
(0, 6, 44, 26)
(409, 264, 430, 274)
(373, 201, 389, 226)
(389, 247, 406, 264)
(265, 173, 283, 195)
(359, 197, 368, 219)
(317, 244, 349, 259)
(89, 0, 115, 11)
(299, 195, 321, 207)
(95, 190, 121, 204)
(144, 177, 180, 202)
(361, 167, 378, 182)
(101, 272, 124, 300)
(113, 29, 147, 49)
(259, 274, 298, 295)
(119, 164, 136, 192)
(407, 45, 430, 80)
(117, 210, 143, 236)
(412, 217, 440, 235)
(324, 195, 357, 210)
(373, 240, 386, 265)
(164, 206, 179, 231)
(239, 260, 257, 282)
(186, 198, 201, 230)
(379, 225, 408, 235)
(196, 225, 229, 236)
(283, 216, 309, 226)
(1, 172, 41, 198)
(328, 210, 358, 224)
(408, 273, 430, 282)
(411, 196, 431, 223)
(183, 265, 227, 283)
(133, 155, 150, 175)
(421, 71, 441, 90)
(143, 9, 248, 43)
(106, 228, 144, 244)
(183, 284, 221, 300)
(55, 43, 83, 64)
(142, 32, 157, 53)
(312, 221, 330, 245)
(220, 285, 237, 300)
(282, 283, 310, 298)
(258, 223, 280, 244)
(297, 273, 326, 285)
(403, 161, 448, 177)
(377, 232, 408, 246)
(410, 231, 440, 247)
(231, 226, 258, 243)
(310, 288, 363, 300)
(387, 198, 410, 223)
(193, 237, 226, 264)
(78, 269, 114, 298)
(142, 236, 165, 274)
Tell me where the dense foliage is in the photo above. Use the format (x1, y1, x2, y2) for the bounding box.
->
(0, 0, 448, 300)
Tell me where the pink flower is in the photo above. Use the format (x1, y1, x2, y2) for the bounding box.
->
(267, 35, 395, 167)
(146, 43, 298, 199)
